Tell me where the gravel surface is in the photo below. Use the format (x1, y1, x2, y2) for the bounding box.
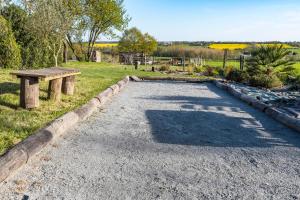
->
(1, 81, 300, 200)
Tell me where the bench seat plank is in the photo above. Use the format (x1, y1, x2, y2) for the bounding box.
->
(10, 67, 81, 81)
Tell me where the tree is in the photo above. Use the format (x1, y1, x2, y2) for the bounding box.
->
(141, 33, 158, 55)
(22, 0, 76, 67)
(118, 27, 144, 53)
(67, 0, 130, 61)
(118, 27, 158, 55)
(246, 44, 294, 76)
(0, 15, 21, 68)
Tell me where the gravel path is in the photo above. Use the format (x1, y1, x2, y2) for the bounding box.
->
(1, 81, 300, 200)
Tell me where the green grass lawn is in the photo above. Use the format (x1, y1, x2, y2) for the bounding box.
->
(0, 62, 205, 155)
(205, 60, 240, 68)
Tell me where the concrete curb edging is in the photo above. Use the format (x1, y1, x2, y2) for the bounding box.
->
(214, 80, 300, 133)
(0, 76, 130, 183)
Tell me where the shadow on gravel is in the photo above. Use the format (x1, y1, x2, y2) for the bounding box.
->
(146, 110, 300, 148)
(145, 83, 300, 148)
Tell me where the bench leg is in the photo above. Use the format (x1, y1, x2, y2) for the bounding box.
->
(20, 77, 39, 109)
(62, 76, 75, 95)
(48, 78, 62, 102)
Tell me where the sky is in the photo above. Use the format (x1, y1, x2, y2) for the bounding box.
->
(122, 0, 300, 42)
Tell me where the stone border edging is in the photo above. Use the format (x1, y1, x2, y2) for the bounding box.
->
(213, 80, 300, 133)
(0, 76, 130, 183)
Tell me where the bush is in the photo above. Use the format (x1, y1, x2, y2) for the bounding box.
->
(1, 5, 55, 68)
(187, 66, 194, 75)
(225, 68, 249, 83)
(249, 74, 283, 88)
(194, 66, 204, 73)
(159, 65, 171, 71)
(0, 16, 21, 68)
(203, 65, 219, 76)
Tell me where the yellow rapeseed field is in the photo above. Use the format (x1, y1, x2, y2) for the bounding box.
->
(209, 43, 248, 50)
(94, 43, 118, 48)
(209, 43, 293, 50)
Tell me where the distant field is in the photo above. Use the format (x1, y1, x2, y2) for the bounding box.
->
(209, 43, 293, 50)
(94, 43, 118, 48)
(209, 44, 248, 50)
(81, 43, 118, 48)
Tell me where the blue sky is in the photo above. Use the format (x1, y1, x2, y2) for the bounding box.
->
(123, 0, 300, 41)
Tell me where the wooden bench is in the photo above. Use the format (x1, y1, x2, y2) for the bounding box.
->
(10, 67, 81, 109)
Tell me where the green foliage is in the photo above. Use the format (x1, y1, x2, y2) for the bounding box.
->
(203, 65, 219, 76)
(0, 15, 21, 68)
(67, 0, 130, 61)
(24, 0, 76, 67)
(159, 65, 171, 71)
(1, 4, 55, 68)
(244, 45, 295, 88)
(246, 44, 294, 76)
(194, 66, 204, 73)
(186, 66, 194, 75)
(1, 4, 28, 46)
(118, 27, 158, 55)
(249, 74, 283, 88)
(225, 68, 249, 83)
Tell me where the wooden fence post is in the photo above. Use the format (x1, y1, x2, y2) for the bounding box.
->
(223, 49, 228, 68)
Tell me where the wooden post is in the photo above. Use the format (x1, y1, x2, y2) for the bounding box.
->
(240, 55, 244, 70)
(223, 49, 228, 69)
(48, 78, 63, 102)
(20, 77, 39, 109)
(62, 76, 75, 95)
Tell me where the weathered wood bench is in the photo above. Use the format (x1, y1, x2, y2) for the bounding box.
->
(10, 67, 81, 109)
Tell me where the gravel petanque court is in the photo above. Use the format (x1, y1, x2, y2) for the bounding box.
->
(1, 81, 300, 199)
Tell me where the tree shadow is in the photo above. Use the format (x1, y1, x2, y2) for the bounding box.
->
(0, 99, 18, 109)
(146, 110, 300, 148)
(0, 82, 19, 109)
(0, 82, 19, 95)
(144, 83, 300, 148)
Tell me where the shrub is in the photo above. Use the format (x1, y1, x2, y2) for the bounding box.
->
(203, 65, 219, 76)
(225, 68, 249, 83)
(1, 5, 55, 68)
(0, 16, 21, 68)
(216, 67, 225, 77)
(187, 66, 194, 75)
(249, 74, 283, 88)
(194, 66, 204, 73)
(159, 64, 171, 71)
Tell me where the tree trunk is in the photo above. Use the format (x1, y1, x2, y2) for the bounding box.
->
(54, 55, 58, 67)
(63, 41, 68, 64)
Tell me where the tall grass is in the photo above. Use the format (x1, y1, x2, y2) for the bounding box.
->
(154, 45, 238, 60)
